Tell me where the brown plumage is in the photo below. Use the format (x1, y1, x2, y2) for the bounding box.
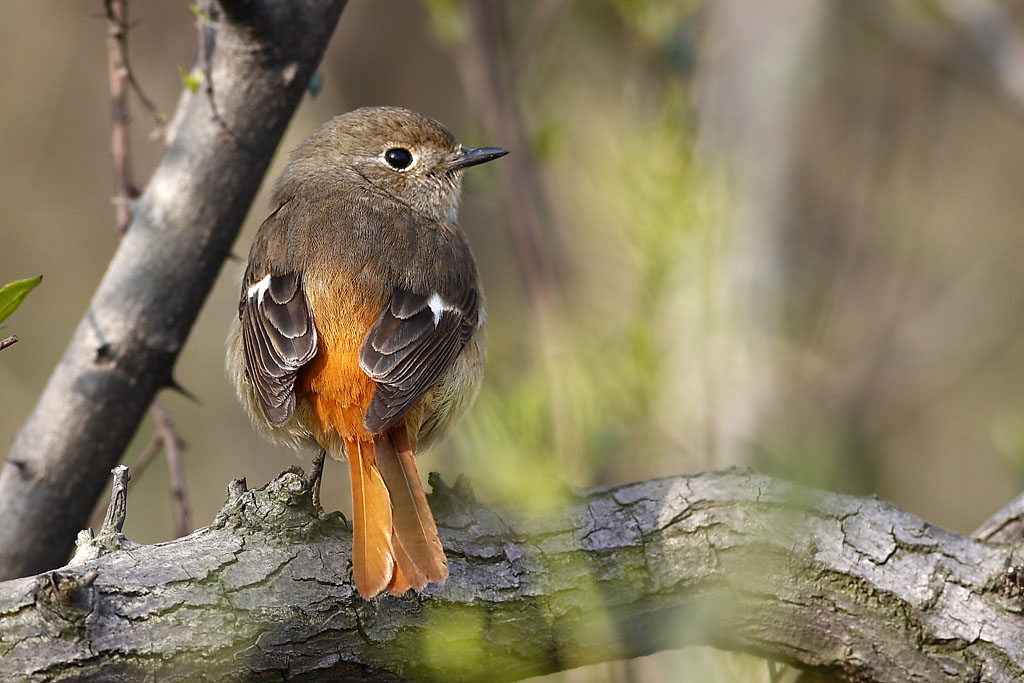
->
(227, 107, 506, 598)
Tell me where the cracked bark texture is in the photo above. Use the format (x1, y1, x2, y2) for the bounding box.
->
(0, 0, 347, 580)
(0, 469, 1021, 682)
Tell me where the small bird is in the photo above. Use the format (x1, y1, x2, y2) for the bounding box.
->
(227, 106, 506, 598)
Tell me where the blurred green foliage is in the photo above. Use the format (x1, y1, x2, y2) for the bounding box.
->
(455, 87, 714, 500)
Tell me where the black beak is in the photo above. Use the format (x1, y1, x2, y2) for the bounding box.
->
(448, 146, 509, 170)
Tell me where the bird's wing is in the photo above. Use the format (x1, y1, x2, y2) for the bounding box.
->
(359, 287, 477, 434)
(240, 271, 318, 427)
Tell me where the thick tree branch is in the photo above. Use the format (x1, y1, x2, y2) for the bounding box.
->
(0, 0, 346, 580)
(0, 468, 1021, 682)
(974, 489, 1024, 544)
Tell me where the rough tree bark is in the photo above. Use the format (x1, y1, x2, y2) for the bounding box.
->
(0, 0, 347, 580)
(0, 467, 1021, 682)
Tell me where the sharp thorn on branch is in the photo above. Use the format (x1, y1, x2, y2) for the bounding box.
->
(165, 377, 201, 404)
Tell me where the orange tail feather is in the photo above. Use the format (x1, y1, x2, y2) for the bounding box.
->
(387, 557, 413, 596)
(374, 422, 448, 590)
(388, 526, 428, 595)
(345, 438, 395, 598)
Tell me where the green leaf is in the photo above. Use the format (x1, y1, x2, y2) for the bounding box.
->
(179, 65, 204, 94)
(0, 275, 41, 324)
(187, 4, 211, 21)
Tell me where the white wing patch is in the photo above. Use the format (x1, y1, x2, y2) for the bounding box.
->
(427, 293, 459, 326)
(247, 274, 271, 305)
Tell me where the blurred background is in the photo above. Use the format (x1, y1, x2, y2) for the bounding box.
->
(4, 1, 1024, 680)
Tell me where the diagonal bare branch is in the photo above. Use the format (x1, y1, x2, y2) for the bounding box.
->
(0, 0, 348, 581)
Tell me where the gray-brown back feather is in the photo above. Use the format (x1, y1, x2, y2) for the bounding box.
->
(360, 288, 477, 434)
(240, 271, 318, 427)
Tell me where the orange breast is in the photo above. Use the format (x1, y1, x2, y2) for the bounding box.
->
(297, 277, 379, 450)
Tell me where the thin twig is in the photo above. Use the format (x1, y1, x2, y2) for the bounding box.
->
(100, 465, 131, 535)
(102, 0, 164, 131)
(104, 0, 133, 233)
(196, 0, 237, 144)
(70, 465, 139, 567)
(150, 401, 191, 537)
(0, 335, 17, 351)
(86, 426, 161, 530)
(128, 421, 165, 481)
(84, 402, 190, 537)
(121, 41, 164, 135)
(973, 489, 1024, 544)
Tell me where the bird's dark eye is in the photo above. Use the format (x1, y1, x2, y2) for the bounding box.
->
(384, 147, 414, 170)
